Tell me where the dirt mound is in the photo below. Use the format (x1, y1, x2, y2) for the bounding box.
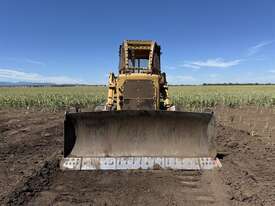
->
(0, 109, 63, 204)
(216, 124, 275, 206)
(3, 153, 59, 206)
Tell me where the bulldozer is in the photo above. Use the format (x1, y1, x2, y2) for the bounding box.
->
(61, 40, 221, 170)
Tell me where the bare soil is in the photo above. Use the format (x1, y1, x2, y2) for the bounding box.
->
(0, 106, 274, 206)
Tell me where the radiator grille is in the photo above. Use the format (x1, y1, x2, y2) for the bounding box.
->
(123, 80, 155, 110)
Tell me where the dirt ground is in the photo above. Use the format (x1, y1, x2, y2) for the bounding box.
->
(0, 106, 274, 206)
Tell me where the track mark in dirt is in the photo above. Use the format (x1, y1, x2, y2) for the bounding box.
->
(28, 169, 230, 206)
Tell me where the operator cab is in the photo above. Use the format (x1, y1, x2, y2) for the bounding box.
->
(127, 49, 150, 73)
(119, 40, 161, 75)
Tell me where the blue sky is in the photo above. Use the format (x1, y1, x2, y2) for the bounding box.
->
(0, 0, 274, 84)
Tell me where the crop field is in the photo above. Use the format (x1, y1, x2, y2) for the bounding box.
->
(0, 85, 275, 110)
(1, 85, 275, 206)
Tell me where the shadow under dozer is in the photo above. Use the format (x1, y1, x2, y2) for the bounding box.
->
(60, 111, 221, 170)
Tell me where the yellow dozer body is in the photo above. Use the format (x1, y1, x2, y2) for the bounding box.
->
(61, 40, 220, 170)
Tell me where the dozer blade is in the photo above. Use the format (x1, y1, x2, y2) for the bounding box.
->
(60, 111, 221, 170)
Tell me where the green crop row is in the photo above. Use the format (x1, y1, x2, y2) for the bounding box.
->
(170, 85, 275, 110)
(0, 86, 106, 110)
(0, 85, 274, 110)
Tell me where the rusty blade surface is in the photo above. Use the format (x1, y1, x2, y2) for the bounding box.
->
(64, 111, 216, 158)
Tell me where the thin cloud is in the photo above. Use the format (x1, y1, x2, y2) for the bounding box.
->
(209, 73, 219, 78)
(247, 40, 274, 56)
(166, 66, 178, 70)
(181, 58, 242, 69)
(25, 58, 46, 66)
(0, 68, 84, 84)
(167, 75, 196, 84)
(269, 70, 275, 73)
(4, 57, 46, 66)
(180, 63, 201, 69)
